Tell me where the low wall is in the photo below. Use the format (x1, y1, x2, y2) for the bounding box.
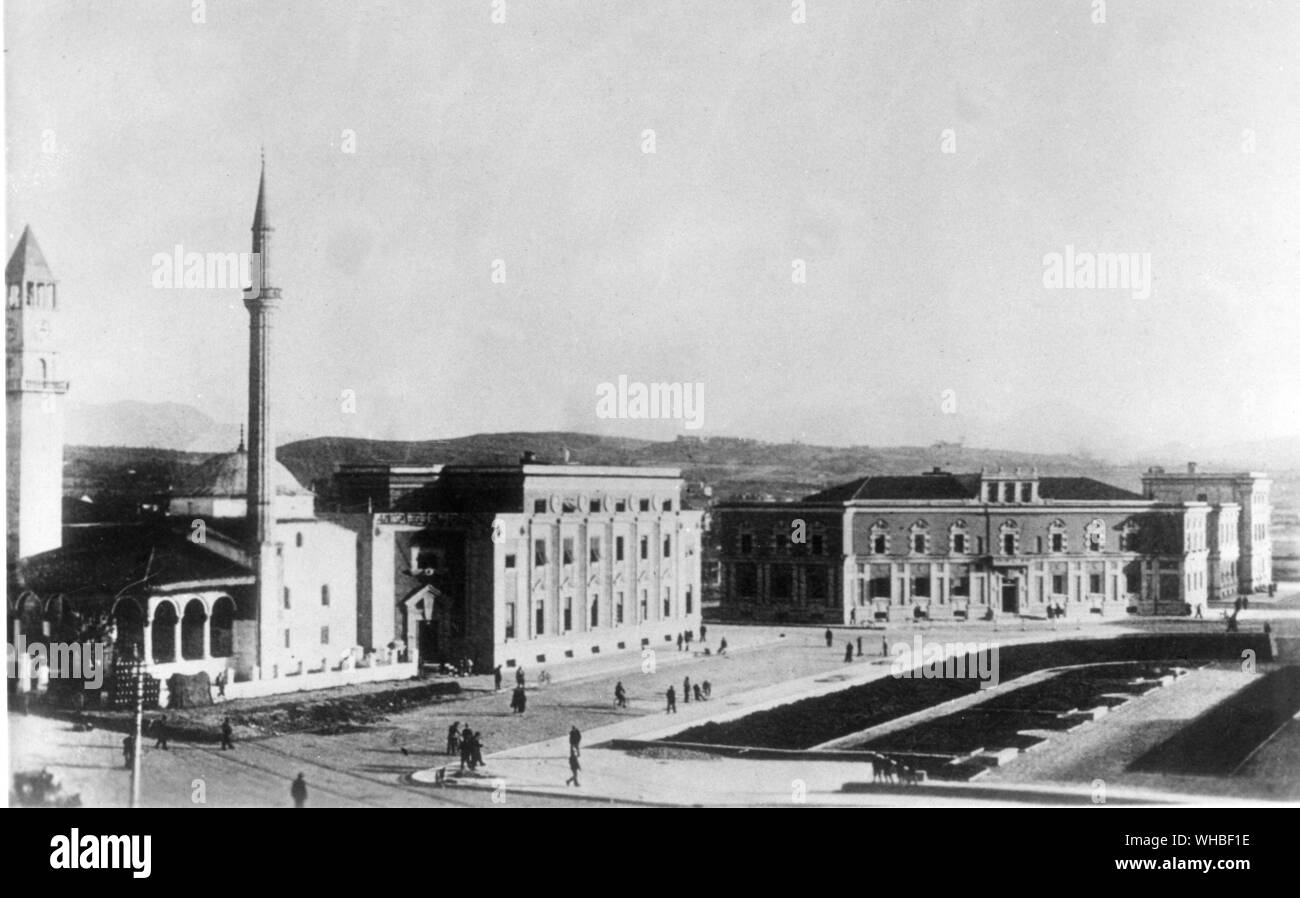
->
(222, 661, 419, 701)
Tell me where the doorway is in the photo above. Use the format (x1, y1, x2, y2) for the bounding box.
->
(1001, 579, 1019, 614)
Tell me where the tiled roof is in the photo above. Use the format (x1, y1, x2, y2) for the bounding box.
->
(12, 522, 252, 597)
(6, 225, 54, 282)
(804, 472, 1144, 503)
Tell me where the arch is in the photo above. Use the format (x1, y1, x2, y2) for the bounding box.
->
(181, 598, 207, 660)
(17, 592, 44, 638)
(151, 601, 179, 664)
(210, 595, 235, 658)
(111, 597, 146, 661)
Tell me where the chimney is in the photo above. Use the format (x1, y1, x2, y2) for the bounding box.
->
(1187, 462, 1198, 474)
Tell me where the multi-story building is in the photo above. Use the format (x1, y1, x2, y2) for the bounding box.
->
(331, 462, 703, 672)
(1141, 463, 1271, 594)
(716, 467, 1216, 622)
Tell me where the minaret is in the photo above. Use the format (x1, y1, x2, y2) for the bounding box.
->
(244, 157, 280, 547)
(6, 226, 67, 560)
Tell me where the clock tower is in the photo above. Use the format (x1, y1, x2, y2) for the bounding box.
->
(6, 225, 67, 560)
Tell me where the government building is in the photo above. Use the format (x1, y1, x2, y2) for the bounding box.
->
(714, 466, 1272, 624)
(329, 460, 703, 673)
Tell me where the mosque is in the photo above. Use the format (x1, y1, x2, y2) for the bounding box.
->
(6, 164, 701, 705)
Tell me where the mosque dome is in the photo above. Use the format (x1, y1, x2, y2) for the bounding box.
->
(177, 445, 312, 498)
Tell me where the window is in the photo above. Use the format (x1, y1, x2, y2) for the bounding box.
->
(986, 483, 997, 503)
(662, 499, 673, 511)
(321, 585, 330, 606)
(295, 532, 303, 548)
(283, 587, 291, 610)
(1051, 572, 1067, 595)
(640, 590, 649, 619)
(590, 595, 599, 627)
(640, 536, 649, 560)
(685, 586, 693, 614)
(284, 629, 291, 649)
(951, 564, 970, 598)
(741, 533, 754, 554)
(534, 539, 548, 566)
(562, 536, 575, 566)
(911, 564, 931, 598)
(506, 603, 516, 639)
(320, 626, 330, 645)
(589, 537, 602, 564)
(616, 536, 625, 561)
(1036, 536, 1044, 554)
(1003, 534, 1016, 555)
(663, 536, 671, 558)
(771, 566, 793, 599)
(1003, 483, 1015, 503)
(1089, 572, 1104, 594)
(662, 588, 671, 617)
(533, 499, 547, 514)
(616, 592, 624, 624)
(811, 533, 825, 555)
(912, 533, 926, 554)
(536, 601, 545, 635)
(736, 564, 758, 599)
(873, 535, 887, 554)
(639, 499, 651, 512)
(563, 596, 572, 631)
(590, 499, 602, 513)
(1020, 483, 1033, 502)
(953, 533, 967, 554)
(1051, 533, 1064, 552)
(562, 498, 578, 514)
(615, 499, 627, 512)
(806, 567, 829, 602)
(976, 536, 985, 554)
(869, 564, 891, 599)
(505, 553, 516, 569)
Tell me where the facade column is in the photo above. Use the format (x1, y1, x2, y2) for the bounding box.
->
(202, 611, 212, 659)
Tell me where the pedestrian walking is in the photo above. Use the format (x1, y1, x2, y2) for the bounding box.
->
(677, 633, 684, 651)
(566, 749, 581, 787)
(214, 668, 227, 699)
(702, 680, 711, 699)
(882, 636, 889, 656)
(494, 665, 503, 692)
(460, 729, 473, 772)
(700, 624, 707, 642)
(683, 675, 691, 703)
(849, 608, 856, 625)
(220, 716, 235, 751)
(857, 636, 863, 657)
(511, 686, 527, 714)
(719, 637, 727, 655)
(516, 667, 525, 688)
(844, 642, 854, 662)
(569, 725, 582, 757)
(693, 683, 703, 702)
(471, 730, 485, 769)
(666, 685, 677, 713)
(825, 628, 833, 648)
(153, 714, 169, 750)
(446, 721, 461, 755)
(122, 734, 134, 769)
(614, 681, 627, 708)
(291, 773, 308, 808)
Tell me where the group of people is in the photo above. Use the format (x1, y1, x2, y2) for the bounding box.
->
(446, 721, 486, 772)
(1045, 603, 1067, 620)
(674, 625, 710, 653)
(664, 677, 712, 713)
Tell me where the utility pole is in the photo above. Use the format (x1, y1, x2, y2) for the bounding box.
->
(130, 654, 144, 808)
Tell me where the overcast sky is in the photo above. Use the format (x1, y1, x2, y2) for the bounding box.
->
(7, 0, 1299, 457)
